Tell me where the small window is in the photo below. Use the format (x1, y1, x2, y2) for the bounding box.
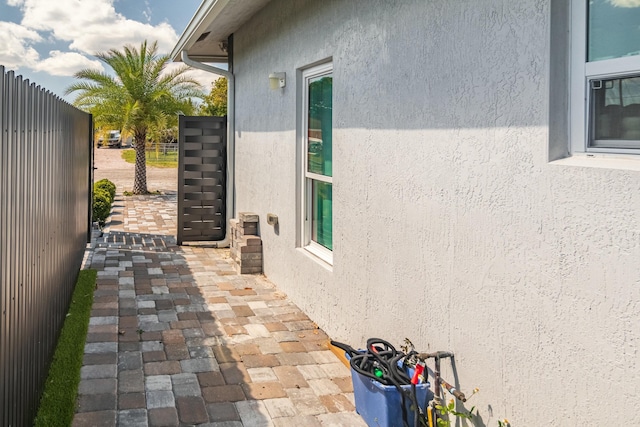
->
(301, 62, 333, 264)
(590, 76, 640, 149)
(571, 0, 640, 154)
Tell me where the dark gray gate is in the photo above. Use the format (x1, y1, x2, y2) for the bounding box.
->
(177, 116, 227, 244)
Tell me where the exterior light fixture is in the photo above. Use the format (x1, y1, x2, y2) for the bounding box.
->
(269, 72, 286, 89)
(266, 213, 278, 226)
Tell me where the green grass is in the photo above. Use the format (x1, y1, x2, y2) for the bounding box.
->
(34, 269, 97, 427)
(121, 148, 178, 168)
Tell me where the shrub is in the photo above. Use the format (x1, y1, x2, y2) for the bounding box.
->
(92, 189, 111, 225)
(92, 179, 116, 227)
(94, 179, 116, 202)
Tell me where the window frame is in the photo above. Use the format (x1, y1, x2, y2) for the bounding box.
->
(570, 0, 640, 155)
(300, 62, 333, 265)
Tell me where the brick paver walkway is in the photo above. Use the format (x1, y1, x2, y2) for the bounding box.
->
(74, 193, 365, 426)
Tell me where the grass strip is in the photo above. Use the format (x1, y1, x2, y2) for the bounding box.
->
(121, 148, 178, 168)
(34, 269, 97, 427)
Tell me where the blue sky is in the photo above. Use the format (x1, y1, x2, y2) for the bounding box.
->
(0, 0, 215, 101)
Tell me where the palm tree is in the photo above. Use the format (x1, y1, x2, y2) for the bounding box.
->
(67, 40, 203, 194)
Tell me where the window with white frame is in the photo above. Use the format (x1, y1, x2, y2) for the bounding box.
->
(570, 0, 640, 154)
(301, 62, 333, 263)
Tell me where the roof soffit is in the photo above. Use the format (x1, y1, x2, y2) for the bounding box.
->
(172, 0, 272, 62)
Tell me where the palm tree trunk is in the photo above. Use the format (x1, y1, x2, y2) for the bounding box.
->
(133, 134, 148, 194)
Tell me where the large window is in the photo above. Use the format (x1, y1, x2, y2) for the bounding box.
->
(571, 0, 640, 153)
(301, 62, 333, 263)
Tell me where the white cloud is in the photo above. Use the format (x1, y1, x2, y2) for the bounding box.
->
(0, 21, 41, 69)
(69, 21, 178, 55)
(609, 0, 640, 7)
(19, 0, 116, 33)
(33, 50, 104, 76)
(16, 0, 179, 55)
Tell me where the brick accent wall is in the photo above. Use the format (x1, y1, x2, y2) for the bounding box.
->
(230, 212, 263, 274)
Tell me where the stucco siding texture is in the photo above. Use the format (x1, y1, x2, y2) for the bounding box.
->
(231, 0, 640, 425)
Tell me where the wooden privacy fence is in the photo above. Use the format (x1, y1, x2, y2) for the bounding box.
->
(0, 66, 92, 426)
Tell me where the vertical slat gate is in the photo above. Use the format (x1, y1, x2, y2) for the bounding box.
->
(0, 66, 92, 426)
(177, 116, 227, 244)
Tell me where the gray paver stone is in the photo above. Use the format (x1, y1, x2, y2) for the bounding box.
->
(138, 314, 159, 323)
(120, 290, 136, 298)
(78, 378, 117, 395)
(77, 393, 117, 412)
(118, 409, 148, 427)
(119, 351, 143, 370)
(137, 300, 156, 309)
(181, 357, 219, 373)
(142, 341, 164, 352)
(118, 277, 135, 285)
(183, 328, 205, 338)
(146, 375, 172, 391)
(120, 298, 137, 308)
(152, 286, 170, 294)
(119, 370, 145, 393)
(140, 322, 169, 332)
(157, 311, 178, 322)
(89, 316, 118, 326)
(81, 364, 117, 380)
(72, 410, 117, 427)
(146, 390, 176, 409)
(206, 402, 240, 422)
(189, 346, 214, 359)
(172, 373, 201, 397)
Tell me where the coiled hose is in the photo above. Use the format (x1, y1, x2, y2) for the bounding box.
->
(331, 338, 426, 427)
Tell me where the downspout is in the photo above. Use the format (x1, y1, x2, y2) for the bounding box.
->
(181, 50, 235, 247)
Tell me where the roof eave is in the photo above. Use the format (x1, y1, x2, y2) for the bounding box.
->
(171, 0, 271, 63)
(171, 0, 230, 62)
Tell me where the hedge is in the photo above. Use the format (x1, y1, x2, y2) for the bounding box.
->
(94, 178, 116, 202)
(92, 179, 116, 226)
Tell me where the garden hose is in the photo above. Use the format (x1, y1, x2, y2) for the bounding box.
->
(334, 338, 427, 427)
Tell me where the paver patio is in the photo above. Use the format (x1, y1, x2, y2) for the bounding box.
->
(74, 192, 366, 426)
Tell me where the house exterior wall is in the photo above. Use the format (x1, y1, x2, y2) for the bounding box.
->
(231, 0, 640, 425)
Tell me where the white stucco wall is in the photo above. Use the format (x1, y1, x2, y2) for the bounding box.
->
(231, 0, 640, 425)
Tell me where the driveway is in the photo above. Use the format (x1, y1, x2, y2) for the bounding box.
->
(94, 147, 178, 194)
